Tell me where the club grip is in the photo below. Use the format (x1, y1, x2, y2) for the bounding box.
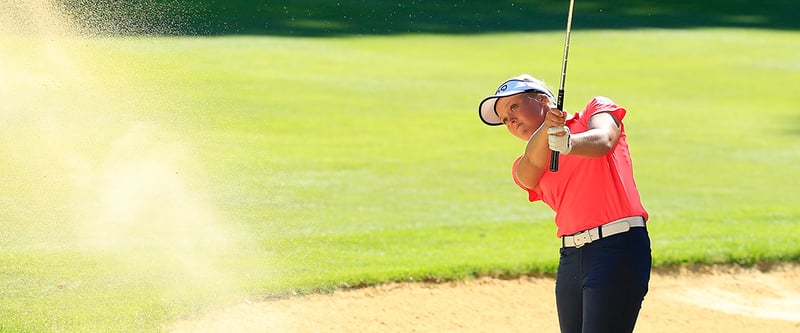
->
(550, 151, 560, 171)
(550, 89, 565, 172)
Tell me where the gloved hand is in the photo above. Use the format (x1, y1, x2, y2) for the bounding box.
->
(548, 126, 572, 154)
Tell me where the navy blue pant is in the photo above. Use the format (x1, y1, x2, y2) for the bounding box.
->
(555, 227, 651, 333)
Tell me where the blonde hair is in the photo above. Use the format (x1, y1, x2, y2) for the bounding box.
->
(512, 74, 556, 107)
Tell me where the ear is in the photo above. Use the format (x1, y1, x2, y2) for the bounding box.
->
(543, 96, 558, 109)
(536, 95, 550, 107)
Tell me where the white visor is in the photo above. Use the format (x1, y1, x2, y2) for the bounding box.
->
(478, 78, 555, 126)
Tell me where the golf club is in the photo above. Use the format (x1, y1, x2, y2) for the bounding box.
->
(550, 0, 576, 172)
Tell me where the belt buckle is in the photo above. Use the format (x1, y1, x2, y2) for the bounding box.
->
(572, 231, 592, 248)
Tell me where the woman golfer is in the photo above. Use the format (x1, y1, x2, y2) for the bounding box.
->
(478, 74, 651, 333)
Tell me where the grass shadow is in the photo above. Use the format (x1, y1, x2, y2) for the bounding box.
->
(61, 0, 800, 36)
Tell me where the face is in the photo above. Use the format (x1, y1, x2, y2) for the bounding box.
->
(495, 93, 547, 140)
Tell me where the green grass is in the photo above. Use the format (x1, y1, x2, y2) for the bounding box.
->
(1, 27, 799, 331)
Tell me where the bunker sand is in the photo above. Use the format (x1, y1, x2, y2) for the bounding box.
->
(166, 264, 800, 333)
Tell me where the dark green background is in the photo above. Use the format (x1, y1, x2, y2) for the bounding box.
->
(61, 0, 800, 36)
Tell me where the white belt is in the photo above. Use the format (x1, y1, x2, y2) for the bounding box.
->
(562, 216, 645, 248)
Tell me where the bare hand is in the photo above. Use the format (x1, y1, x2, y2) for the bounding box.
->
(544, 107, 567, 131)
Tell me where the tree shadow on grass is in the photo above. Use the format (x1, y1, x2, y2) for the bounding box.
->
(61, 0, 800, 36)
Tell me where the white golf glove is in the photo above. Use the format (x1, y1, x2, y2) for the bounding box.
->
(548, 126, 572, 154)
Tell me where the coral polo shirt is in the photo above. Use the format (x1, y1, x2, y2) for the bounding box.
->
(512, 97, 648, 237)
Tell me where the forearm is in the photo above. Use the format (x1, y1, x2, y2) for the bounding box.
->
(567, 128, 618, 158)
(523, 124, 553, 168)
(515, 124, 551, 189)
(563, 111, 621, 158)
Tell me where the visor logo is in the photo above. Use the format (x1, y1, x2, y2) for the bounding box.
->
(496, 84, 508, 94)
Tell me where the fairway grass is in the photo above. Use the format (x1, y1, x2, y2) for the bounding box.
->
(1, 28, 799, 331)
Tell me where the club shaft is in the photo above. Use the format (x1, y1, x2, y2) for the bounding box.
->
(550, 0, 576, 172)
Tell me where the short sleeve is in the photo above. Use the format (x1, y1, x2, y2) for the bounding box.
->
(585, 96, 626, 122)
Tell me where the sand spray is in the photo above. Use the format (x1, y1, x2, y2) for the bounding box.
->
(1, 0, 250, 311)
